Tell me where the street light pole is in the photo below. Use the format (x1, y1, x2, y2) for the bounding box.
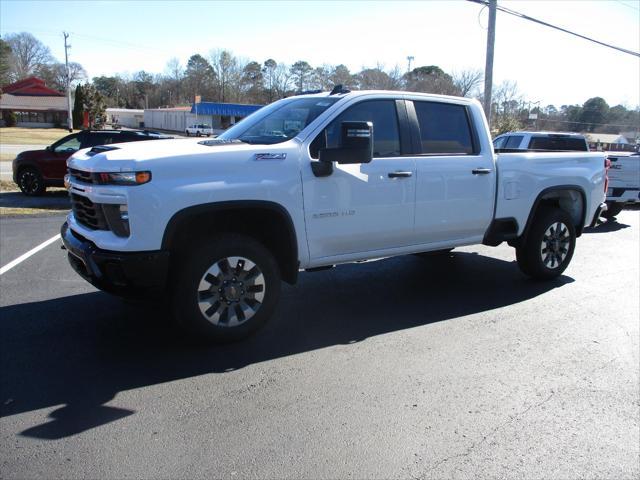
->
(63, 32, 73, 132)
(483, 0, 497, 128)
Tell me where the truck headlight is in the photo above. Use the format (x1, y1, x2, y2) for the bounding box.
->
(96, 171, 151, 185)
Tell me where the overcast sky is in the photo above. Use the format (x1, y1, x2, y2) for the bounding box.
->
(1, 0, 638, 108)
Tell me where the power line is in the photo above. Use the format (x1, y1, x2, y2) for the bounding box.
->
(613, 0, 640, 12)
(468, 0, 640, 58)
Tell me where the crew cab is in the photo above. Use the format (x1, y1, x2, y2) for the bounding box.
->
(12, 129, 172, 195)
(61, 89, 607, 342)
(185, 124, 214, 137)
(603, 152, 640, 218)
(493, 131, 589, 152)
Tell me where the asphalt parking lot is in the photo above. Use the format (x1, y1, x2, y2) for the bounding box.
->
(0, 211, 638, 479)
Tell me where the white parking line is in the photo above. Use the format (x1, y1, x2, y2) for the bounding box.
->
(0, 234, 61, 275)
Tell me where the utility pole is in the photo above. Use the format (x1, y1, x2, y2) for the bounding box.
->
(483, 0, 497, 128)
(63, 32, 73, 132)
(406, 56, 414, 73)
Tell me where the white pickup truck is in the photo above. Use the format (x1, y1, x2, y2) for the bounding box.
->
(603, 152, 639, 218)
(62, 89, 607, 341)
(185, 123, 214, 137)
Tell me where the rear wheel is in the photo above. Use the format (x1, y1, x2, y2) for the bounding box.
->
(18, 167, 46, 196)
(516, 207, 576, 280)
(171, 234, 281, 342)
(185, 131, 190, 137)
(602, 202, 623, 219)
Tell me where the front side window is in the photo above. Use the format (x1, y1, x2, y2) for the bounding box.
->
(493, 136, 506, 149)
(414, 101, 474, 154)
(311, 100, 401, 158)
(53, 134, 81, 153)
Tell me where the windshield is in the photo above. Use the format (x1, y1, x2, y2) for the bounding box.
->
(217, 97, 340, 145)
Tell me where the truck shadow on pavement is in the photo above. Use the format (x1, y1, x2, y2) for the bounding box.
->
(0, 252, 573, 440)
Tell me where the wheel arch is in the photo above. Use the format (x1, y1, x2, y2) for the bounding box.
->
(521, 185, 587, 242)
(162, 201, 299, 284)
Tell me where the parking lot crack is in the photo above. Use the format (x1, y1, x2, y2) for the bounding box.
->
(417, 391, 556, 478)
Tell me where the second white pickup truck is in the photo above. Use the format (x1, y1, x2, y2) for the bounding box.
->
(62, 88, 607, 341)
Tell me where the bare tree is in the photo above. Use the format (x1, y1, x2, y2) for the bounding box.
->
(210, 49, 243, 102)
(36, 62, 86, 92)
(452, 69, 483, 97)
(5, 32, 53, 79)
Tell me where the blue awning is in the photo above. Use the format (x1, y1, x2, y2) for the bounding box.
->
(191, 102, 262, 117)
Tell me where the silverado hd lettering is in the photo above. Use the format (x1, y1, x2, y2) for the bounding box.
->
(62, 88, 607, 342)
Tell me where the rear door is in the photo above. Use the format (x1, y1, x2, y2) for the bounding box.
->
(408, 100, 495, 244)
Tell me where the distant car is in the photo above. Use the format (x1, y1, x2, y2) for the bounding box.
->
(493, 131, 589, 152)
(12, 129, 173, 196)
(185, 124, 214, 137)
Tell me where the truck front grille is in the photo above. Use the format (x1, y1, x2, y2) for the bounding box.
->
(71, 194, 109, 231)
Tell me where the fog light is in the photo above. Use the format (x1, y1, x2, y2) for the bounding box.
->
(64, 174, 70, 190)
(119, 204, 129, 221)
(102, 203, 130, 237)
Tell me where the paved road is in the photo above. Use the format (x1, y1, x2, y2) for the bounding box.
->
(0, 212, 638, 479)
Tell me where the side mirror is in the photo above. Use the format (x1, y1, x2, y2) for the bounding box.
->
(320, 121, 373, 165)
(312, 121, 373, 177)
(45, 145, 52, 151)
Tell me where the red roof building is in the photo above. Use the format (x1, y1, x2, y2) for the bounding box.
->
(1, 77, 67, 127)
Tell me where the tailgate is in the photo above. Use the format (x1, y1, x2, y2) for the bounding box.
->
(608, 154, 640, 188)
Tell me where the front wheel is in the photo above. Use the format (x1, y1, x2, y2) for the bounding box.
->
(171, 234, 281, 342)
(516, 207, 576, 280)
(18, 167, 46, 196)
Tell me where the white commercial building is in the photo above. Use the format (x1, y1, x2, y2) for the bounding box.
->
(105, 108, 144, 129)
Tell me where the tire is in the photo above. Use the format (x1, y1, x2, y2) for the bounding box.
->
(196, 131, 201, 137)
(516, 207, 576, 280)
(602, 202, 623, 219)
(171, 233, 281, 342)
(17, 167, 46, 196)
(185, 131, 190, 137)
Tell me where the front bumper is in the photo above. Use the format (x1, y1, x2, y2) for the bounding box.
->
(61, 222, 169, 297)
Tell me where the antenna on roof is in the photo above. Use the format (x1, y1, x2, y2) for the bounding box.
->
(330, 84, 350, 95)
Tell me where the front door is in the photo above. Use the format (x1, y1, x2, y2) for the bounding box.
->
(302, 99, 416, 261)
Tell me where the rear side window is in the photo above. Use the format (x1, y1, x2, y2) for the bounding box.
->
(529, 136, 587, 151)
(504, 135, 524, 149)
(414, 101, 474, 154)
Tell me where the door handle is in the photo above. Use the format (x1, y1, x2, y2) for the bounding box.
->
(472, 168, 492, 175)
(388, 171, 413, 178)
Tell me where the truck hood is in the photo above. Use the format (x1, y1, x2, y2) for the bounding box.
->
(67, 137, 291, 172)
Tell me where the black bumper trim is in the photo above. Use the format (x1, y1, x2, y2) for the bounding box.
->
(61, 222, 169, 296)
